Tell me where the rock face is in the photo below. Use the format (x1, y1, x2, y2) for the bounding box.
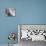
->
(5, 8, 16, 16)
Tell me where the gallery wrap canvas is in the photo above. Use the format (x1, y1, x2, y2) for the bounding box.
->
(18, 24, 46, 41)
(5, 8, 16, 16)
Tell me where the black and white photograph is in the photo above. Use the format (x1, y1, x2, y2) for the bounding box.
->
(5, 8, 16, 16)
(18, 25, 46, 46)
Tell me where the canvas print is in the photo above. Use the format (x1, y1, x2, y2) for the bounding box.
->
(18, 24, 46, 46)
(5, 8, 16, 16)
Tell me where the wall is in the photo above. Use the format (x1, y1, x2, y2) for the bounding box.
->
(0, 0, 18, 44)
(0, 0, 46, 44)
(16, 0, 46, 24)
